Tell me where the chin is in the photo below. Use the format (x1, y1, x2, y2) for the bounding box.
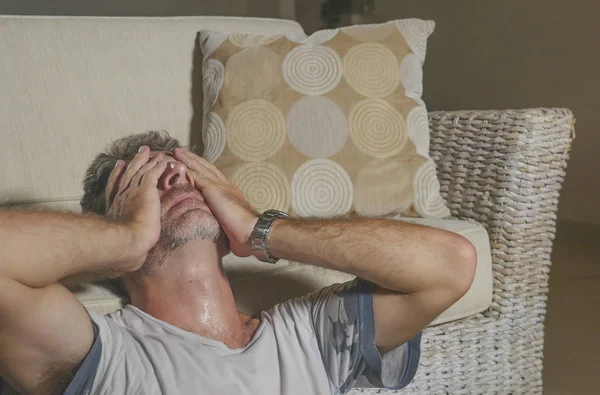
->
(162, 208, 222, 247)
(138, 209, 224, 276)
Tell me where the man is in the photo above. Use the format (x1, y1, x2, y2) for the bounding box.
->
(0, 131, 476, 395)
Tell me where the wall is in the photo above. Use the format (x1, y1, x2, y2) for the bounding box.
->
(0, 0, 280, 18)
(372, 0, 599, 224)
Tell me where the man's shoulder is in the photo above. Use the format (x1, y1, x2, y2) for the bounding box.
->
(90, 306, 128, 326)
(262, 280, 363, 325)
(88, 305, 147, 343)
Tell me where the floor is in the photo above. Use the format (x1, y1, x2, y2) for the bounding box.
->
(543, 220, 600, 394)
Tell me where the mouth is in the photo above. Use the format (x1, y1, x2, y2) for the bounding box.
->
(167, 194, 205, 212)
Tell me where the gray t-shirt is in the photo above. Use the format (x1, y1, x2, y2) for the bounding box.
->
(6, 278, 420, 395)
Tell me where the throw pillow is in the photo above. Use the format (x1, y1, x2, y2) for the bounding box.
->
(198, 20, 450, 219)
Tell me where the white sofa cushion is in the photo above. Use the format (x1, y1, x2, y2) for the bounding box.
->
(67, 217, 492, 327)
(0, 16, 305, 208)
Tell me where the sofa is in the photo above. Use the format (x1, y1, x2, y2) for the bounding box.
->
(0, 16, 573, 394)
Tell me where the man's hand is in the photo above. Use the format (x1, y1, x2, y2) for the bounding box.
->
(173, 147, 258, 257)
(105, 145, 169, 272)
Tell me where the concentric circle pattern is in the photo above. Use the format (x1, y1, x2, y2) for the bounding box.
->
(343, 43, 400, 98)
(229, 32, 283, 48)
(284, 32, 305, 42)
(348, 99, 407, 158)
(354, 159, 413, 216)
(198, 31, 228, 58)
(406, 106, 430, 158)
(285, 29, 339, 44)
(286, 96, 348, 159)
(202, 112, 226, 163)
(400, 53, 425, 109)
(412, 97, 426, 109)
(203, 59, 225, 114)
(232, 162, 290, 213)
(225, 47, 280, 100)
(291, 159, 353, 217)
(343, 23, 394, 42)
(227, 100, 286, 162)
(395, 19, 435, 63)
(283, 44, 343, 96)
(413, 161, 450, 218)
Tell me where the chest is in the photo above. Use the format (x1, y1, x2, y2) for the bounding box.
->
(96, 332, 331, 395)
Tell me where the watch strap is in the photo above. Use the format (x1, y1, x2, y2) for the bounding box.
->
(251, 209, 290, 263)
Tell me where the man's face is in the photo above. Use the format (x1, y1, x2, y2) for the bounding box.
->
(110, 150, 225, 274)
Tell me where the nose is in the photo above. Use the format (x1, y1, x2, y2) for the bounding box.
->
(157, 158, 194, 192)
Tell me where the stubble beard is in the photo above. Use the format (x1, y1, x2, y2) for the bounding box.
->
(138, 199, 223, 276)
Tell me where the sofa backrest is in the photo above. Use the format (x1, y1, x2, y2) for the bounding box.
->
(0, 16, 305, 211)
(0, 17, 494, 328)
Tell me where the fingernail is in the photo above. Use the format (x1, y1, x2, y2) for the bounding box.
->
(169, 162, 175, 169)
(138, 145, 146, 153)
(114, 160, 122, 168)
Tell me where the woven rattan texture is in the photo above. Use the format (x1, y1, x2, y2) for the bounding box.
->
(350, 108, 574, 394)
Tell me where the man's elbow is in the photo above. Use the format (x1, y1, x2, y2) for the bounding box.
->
(446, 234, 477, 300)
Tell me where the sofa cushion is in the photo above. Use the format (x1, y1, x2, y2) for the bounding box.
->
(199, 20, 450, 219)
(71, 217, 492, 327)
(0, 16, 305, 209)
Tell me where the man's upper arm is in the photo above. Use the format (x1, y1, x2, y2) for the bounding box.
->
(373, 286, 437, 354)
(0, 276, 94, 394)
(373, 278, 466, 354)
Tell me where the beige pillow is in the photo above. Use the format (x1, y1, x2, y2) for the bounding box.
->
(199, 20, 450, 218)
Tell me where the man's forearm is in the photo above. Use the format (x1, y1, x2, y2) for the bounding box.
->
(0, 210, 135, 288)
(267, 218, 474, 294)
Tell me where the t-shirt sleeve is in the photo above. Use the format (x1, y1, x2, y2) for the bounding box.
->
(308, 278, 421, 394)
(62, 318, 103, 395)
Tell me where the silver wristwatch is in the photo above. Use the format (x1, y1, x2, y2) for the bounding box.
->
(251, 209, 291, 264)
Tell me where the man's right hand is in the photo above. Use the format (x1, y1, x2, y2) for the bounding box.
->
(105, 145, 169, 273)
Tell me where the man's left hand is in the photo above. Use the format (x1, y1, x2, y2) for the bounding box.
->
(173, 147, 258, 257)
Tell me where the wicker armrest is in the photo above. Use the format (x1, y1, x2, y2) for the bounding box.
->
(428, 108, 574, 316)
(356, 109, 575, 394)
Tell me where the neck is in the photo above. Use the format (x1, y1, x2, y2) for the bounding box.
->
(123, 239, 257, 348)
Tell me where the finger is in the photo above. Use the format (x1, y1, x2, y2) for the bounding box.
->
(185, 168, 214, 190)
(105, 160, 126, 207)
(140, 160, 170, 188)
(213, 166, 228, 183)
(204, 160, 228, 183)
(117, 190, 130, 216)
(117, 146, 151, 195)
(110, 193, 124, 218)
(173, 147, 210, 173)
(187, 149, 229, 183)
(174, 147, 225, 182)
(131, 157, 162, 188)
